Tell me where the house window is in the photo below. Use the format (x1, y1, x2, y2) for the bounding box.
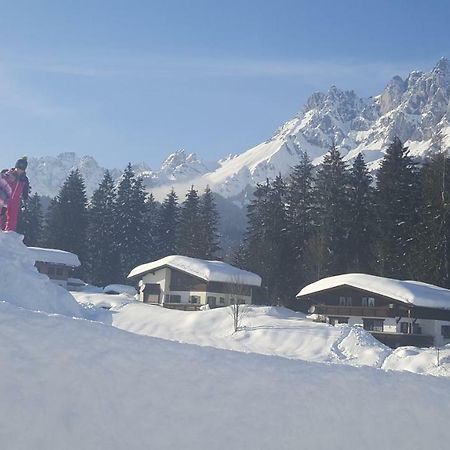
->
(339, 296, 352, 306)
(169, 295, 181, 303)
(362, 297, 376, 307)
(442, 325, 450, 339)
(219, 297, 225, 305)
(190, 295, 200, 304)
(400, 322, 409, 334)
(363, 319, 384, 332)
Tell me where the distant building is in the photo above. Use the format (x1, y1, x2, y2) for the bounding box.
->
(28, 247, 81, 289)
(297, 273, 450, 348)
(128, 255, 262, 310)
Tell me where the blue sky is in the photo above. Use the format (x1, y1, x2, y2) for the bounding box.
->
(0, 0, 449, 169)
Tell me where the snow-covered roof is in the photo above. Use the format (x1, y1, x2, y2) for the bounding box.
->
(297, 273, 450, 310)
(128, 255, 262, 287)
(28, 247, 81, 267)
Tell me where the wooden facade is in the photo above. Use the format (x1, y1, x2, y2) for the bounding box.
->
(35, 261, 72, 284)
(299, 284, 450, 348)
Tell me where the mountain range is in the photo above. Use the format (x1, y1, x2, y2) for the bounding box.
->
(14, 57, 450, 203)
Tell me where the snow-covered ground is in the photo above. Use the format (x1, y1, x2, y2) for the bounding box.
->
(2, 231, 450, 449)
(73, 291, 450, 377)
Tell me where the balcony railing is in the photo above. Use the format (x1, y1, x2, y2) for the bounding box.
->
(312, 305, 394, 318)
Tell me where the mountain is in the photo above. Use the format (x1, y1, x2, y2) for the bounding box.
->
(12, 58, 450, 203)
(193, 57, 450, 203)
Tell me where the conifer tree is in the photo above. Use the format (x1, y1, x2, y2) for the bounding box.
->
(156, 189, 179, 258)
(375, 138, 421, 278)
(286, 152, 315, 289)
(143, 193, 159, 259)
(17, 192, 43, 247)
(43, 169, 88, 266)
(176, 186, 203, 257)
(313, 145, 351, 277)
(347, 153, 376, 273)
(85, 171, 121, 286)
(114, 164, 148, 280)
(418, 152, 450, 286)
(242, 177, 291, 304)
(198, 186, 221, 259)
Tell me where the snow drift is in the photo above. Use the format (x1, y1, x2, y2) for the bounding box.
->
(0, 232, 84, 318)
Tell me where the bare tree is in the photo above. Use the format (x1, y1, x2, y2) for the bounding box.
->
(227, 276, 250, 332)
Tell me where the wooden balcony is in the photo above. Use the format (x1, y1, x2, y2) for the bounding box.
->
(311, 304, 394, 318)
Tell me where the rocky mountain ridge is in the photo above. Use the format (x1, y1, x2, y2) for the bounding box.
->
(11, 58, 450, 202)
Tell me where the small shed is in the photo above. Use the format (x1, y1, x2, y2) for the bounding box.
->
(28, 247, 81, 289)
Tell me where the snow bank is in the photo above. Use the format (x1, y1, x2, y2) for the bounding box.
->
(74, 295, 389, 368)
(0, 232, 84, 317)
(298, 273, 450, 309)
(128, 254, 262, 286)
(103, 284, 137, 296)
(1, 301, 450, 450)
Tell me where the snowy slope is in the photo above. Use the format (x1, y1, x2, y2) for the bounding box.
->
(2, 301, 450, 450)
(73, 292, 450, 377)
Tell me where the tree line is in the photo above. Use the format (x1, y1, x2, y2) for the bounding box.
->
(17, 138, 450, 302)
(18, 163, 220, 286)
(235, 138, 450, 306)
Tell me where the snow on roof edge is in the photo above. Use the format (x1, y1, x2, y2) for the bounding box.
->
(28, 247, 81, 267)
(128, 255, 262, 287)
(297, 273, 450, 310)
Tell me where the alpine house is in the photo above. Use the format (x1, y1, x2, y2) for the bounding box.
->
(297, 273, 450, 348)
(128, 255, 262, 310)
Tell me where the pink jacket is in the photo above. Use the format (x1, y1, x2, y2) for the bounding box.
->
(2, 169, 29, 211)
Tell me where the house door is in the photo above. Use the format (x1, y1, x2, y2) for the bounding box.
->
(143, 283, 161, 304)
(207, 296, 217, 308)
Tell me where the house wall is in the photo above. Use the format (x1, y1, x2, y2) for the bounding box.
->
(137, 267, 253, 306)
(35, 261, 72, 289)
(305, 286, 450, 346)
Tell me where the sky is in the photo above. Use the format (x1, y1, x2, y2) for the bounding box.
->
(0, 0, 449, 169)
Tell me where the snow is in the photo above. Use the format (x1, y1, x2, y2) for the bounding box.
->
(0, 232, 84, 317)
(103, 284, 137, 296)
(3, 231, 450, 448)
(298, 273, 450, 310)
(1, 300, 450, 450)
(28, 246, 81, 267)
(128, 254, 262, 286)
(72, 292, 450, 377)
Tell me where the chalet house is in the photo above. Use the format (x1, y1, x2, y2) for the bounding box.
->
(28, 247, 81, 289)
(297, 273, 450, 348)
(128, 255, 262, 310)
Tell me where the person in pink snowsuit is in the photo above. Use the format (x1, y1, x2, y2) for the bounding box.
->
(0, 157, 29, 232)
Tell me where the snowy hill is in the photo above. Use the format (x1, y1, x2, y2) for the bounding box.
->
(2, 232, 450, 448)
(10, 58, 450, 203)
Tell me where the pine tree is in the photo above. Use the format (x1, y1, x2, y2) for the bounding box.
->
(375, 138, 421, 278)
(85, 171, 121, 286)
(114, 164, 148, 280)
(418, 152, 450, 287)
(143, 193, 159, 259)
(157, 189, 179, 258)
(241, 177, 291, 304)
(176, 186, 203, 257)
(313, 145, 352, 277)
(286, 152, 315, 289)
(43, 169, 88, 266)
(17, 192, 43, 247)
(198, 186, 221, 259)
(347, 153, 376, 273)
